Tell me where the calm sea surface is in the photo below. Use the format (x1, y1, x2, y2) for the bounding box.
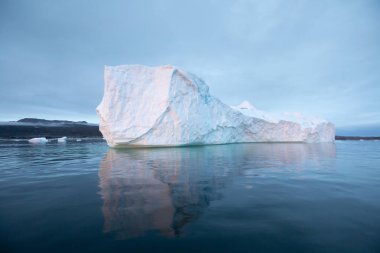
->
(0, 140, 380, 253)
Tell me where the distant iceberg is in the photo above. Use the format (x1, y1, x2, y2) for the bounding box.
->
(96, 65, 335, 148)
(28, 137, 48, 144)
(57, 136, 67, 143)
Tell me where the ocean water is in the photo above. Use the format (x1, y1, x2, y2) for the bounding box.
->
(0, 140, 380, 253)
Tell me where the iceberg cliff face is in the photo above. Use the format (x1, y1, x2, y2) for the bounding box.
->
(96, 65, 335, 147)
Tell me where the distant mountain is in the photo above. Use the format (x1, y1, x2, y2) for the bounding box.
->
(0, 118, 102, 139)
(335, 136, 380, 140)
(17, 118, 88, 124)
(336, 125, 380, 137)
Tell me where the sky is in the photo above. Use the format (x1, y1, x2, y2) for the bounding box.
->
(0, 0, 379, 134)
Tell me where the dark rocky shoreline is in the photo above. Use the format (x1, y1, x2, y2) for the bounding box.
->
(0, 118, 102, 139)
(335, 136, 380, 141)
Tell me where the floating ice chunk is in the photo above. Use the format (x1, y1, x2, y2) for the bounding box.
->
(57, 136, 67, 143)
(28, 137, 48, 144)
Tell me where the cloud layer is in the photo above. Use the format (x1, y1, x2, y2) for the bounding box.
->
(1, 0, 379, 129)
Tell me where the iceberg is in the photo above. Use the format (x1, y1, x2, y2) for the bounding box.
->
(28, 137, 48, 144)
(57, 136, 67, 143)
(96, 65, 335, 148)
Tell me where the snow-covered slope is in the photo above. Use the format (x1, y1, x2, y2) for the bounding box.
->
(96, 65, 335, 147)
(231, 101, 329, 129)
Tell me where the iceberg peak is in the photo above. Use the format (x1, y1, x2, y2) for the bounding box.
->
(237, 100, 255, 110)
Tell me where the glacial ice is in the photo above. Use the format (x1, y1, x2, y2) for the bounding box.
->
(57, 136, 67, 143)
(28, 137, 48, 144)
(96, 65, 335, 148)
(231, 101, 329, 129)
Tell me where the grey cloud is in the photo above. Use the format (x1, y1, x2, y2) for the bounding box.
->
(0, 0, 379, 132)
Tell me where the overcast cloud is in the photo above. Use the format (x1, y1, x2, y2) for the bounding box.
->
(0, 0, 379, 132)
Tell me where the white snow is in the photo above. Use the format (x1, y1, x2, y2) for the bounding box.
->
(231, 100, 279, 123)
(231, 101, 328, 128)
(28, 137, 48, 144)
(57, 136, 67, 143)
(96, 65, 335, 147)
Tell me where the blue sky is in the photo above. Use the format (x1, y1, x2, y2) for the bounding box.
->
(0, 0, 379, 134)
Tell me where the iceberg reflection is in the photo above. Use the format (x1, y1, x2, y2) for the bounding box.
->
(98, 143, 336, 239)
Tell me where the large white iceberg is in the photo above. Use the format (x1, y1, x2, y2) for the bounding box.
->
(96, 65, 335, 147)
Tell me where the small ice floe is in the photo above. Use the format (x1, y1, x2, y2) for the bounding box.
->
(57, 136, 67, 143)
(28, 137, 48, 144)
(76, 138, 82, 142)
